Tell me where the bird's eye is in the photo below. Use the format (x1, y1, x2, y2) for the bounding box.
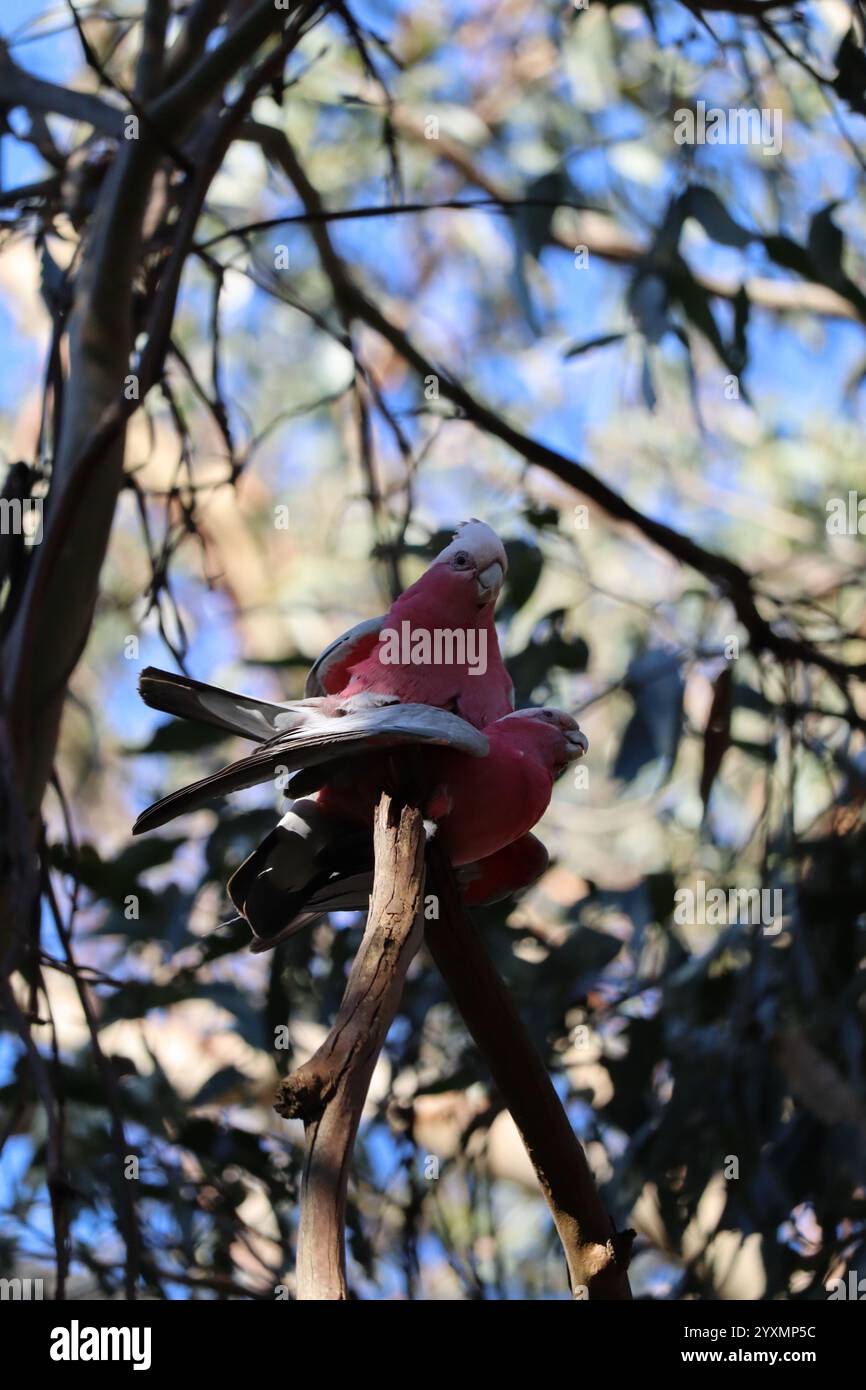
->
(451, 550, 471, 569)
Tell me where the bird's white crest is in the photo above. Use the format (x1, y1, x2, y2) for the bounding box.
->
(435, 519, 508, 576)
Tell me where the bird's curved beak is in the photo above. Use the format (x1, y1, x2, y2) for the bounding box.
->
(476, 560, 504, 605)
(565, 727, 589, 759)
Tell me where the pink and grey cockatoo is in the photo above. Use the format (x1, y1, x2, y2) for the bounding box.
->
(307, 519, 514, 729)
(133, 521, 512, 834)
(225, 708, 587, 950)
(130, 520, 588, 948)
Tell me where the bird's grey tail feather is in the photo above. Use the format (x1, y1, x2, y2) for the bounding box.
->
(139, 666, 298, 742)
(228, 800, 373, 951)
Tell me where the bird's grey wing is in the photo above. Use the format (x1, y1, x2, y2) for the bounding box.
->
(138, 666, 303, 742)
(133, 703, 489, 834)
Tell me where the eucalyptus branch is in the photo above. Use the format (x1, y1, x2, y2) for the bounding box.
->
(276, 792, 426, 1299)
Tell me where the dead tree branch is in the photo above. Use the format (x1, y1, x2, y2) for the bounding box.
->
(425, 840, 634, 1300)
(275, 792, 426, 1299)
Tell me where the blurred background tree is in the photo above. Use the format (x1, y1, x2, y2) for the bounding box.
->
(1, 0, 865, 1300)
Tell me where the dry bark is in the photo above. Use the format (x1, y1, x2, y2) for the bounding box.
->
(275, 793, 426, 1299)
(425, 841, 634, 1300)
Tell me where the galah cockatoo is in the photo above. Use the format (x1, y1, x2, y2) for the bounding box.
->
(132, 520, 512, 833)
(226, 708, 587, 950)
(132, 519, 511, 834)
(307, 519, 513, 729)
(130, 519, 588, 947)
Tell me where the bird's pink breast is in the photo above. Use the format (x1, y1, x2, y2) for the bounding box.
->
(433, 740, 554, 864)
(340, 569, 511, 728)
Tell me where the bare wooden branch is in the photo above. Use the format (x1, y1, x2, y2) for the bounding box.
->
(425, 840, 634, 1300)
(162, 0, 229, 86)
(275, 792, 426, 1300)
(136, 0, 171, 101)
(0, 43, 126, 137)
(152, 0, 315, 130)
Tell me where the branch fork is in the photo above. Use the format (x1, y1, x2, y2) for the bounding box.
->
(276, 792, 633, 1300)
